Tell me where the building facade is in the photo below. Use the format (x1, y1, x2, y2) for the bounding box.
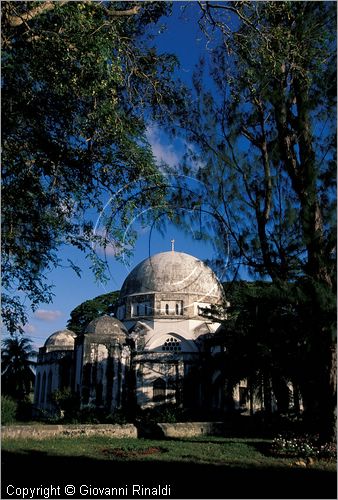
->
(34, 250, 286, 416)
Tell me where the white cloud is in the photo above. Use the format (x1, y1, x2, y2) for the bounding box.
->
(34, 309, 63, 322)
(23, 323, 37, 333)
(95, 244, 118, 257)
(92, 228, 119, 257)
(146, 125, 205, 176)
(146, 125, 180, 169)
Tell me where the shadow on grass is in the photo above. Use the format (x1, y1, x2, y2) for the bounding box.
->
(2, 449, 337, 499)
(247, 440, 274, 456)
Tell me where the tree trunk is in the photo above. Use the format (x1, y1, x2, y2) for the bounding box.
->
(272, 67, 336, 441)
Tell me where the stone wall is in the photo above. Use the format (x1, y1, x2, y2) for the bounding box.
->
(2, 422, 226, 440)
(1, 424, 137, 440)
(157, 422, 225, 438)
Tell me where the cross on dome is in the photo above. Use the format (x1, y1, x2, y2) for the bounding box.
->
(171, 239, 175, 252)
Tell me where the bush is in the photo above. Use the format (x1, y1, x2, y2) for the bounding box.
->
(77, 406, 102, 424)
(40, 390, 132, 425)
(105, 409, 129, 425)
(16, 398, 33, 421)
(1, 395, 17, 425)
(271, 433, 337, 460)
(51, 388, 80, 422)
(136, 404, 187, 424)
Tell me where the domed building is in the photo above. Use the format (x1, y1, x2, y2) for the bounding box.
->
(73, 315, 131, 410)
(34, 329, 76, 412)
(34, 250, 228, 415)
(116, 251, 225, 409)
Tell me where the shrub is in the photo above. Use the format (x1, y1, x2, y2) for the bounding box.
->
(105, 409, 129, 425)
(77, 406, 102, 424)
(137, 404, 186, 424)
(16, 398, 33, 421)
(271, 433, 337, 460)
(1, 395, 17, 425)
(52, 388, 80, 422)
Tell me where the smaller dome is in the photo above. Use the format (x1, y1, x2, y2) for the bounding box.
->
(44, 329, 76, 350)
(85, 315, 128, 338)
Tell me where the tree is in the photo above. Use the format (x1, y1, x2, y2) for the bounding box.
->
(1, 336, 36, 400)
(166, 2, 336, 439)
(218, 281, 311, 416)
(2, 1, 180, 333)
(67, 291, 120, 335)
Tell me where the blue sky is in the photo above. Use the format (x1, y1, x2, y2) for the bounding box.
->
(21, 3, 220, 350)
(25, 223, 215, 349)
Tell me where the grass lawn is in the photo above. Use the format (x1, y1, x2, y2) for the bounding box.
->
(2, 435, 336, 499)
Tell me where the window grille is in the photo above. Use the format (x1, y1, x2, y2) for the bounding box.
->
(162, 337, 181, 352)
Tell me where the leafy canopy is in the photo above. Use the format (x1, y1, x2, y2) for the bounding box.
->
(1, 336, 36, 400)
(166, 1, 336, 285)
(162, 1, 336, 439)
(67, 291, 120, 335)
(2, 1, 179, 333)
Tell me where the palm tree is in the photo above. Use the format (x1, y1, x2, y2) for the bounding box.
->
(1, 336, 36, 400)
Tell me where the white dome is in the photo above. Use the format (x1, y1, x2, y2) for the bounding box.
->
(44, 329, 76, 351)
(85, 315, 128, 338)
(119, 251, 224, 300)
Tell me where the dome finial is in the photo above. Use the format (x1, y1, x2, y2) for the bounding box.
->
(171, 238, 175, 253)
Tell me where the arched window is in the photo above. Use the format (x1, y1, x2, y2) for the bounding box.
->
(175, 303, 179, 315)
(35, 373, 41, 404)
(47, 371, 53, 403)
(145, 304, 148, 315)
(136, 304, 140, 316)
(161, 337, 182, 352)
(41, 372, 46, 404)
(165, 304, 169, 315)
(153, 378, 166, 402)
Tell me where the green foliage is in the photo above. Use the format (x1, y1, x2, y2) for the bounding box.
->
(50, 389, 130, 424)
(15, 398, 34, 422)
(271, 434, 337, 460)
(165, 1, 336, 440)
(166, 1, 336, 284)
(70, 407, 102, 425)
(1, 336, 36, 400)
(67, 291, 119, 334)
(137, 402, 230, 426)
(104, 409, 130, 425)
(218, 282, 296, 393)
(218, 277, 337, 430)
(1, 395, 17, 425)
(51, 388, 80, 422)
(136, 404, 187, 424)
(2, 1, 178, 333)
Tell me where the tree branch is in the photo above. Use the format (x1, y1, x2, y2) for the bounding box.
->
(7, 1, 141, 28)
(107, 5, 141, 17)
(254, 96, 272, 222)
(7, 1, 68, 27)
